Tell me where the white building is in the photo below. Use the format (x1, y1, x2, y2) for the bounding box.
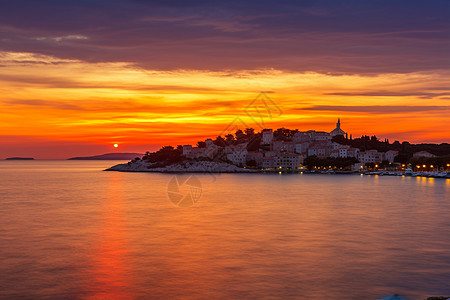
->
(347, 148, 360, 158)
(384, 150, 399, 163)
(262, 129, 274, 145)
(226, 145, 248, 165)
(274, 153, 303, 169)
(358, 150, 383, 164)
(295, 142, 310, 155)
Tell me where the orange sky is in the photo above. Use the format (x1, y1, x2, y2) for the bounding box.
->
(1, 51, 449, 159)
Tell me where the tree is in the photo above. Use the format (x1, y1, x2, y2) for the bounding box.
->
(225, 134, 235, 144)
(213, 136, 227, 147)
(245, 128, 255, 137)
(235, 129, 245, 140)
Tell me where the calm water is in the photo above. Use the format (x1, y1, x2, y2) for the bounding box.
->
(0, 161, 449, 299)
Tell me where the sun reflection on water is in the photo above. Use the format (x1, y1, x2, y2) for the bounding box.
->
(86, 173, 133, 299)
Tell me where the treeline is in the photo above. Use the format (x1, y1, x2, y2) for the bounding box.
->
(140, 146, 184, 167)
(332, 135, 450, 163)
(410, 155, 450, 169)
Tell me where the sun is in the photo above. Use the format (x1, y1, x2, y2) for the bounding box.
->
(113, 143, 119, 148)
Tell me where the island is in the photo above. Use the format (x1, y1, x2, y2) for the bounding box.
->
(5, 157, 34, 160)
(106, 120, 450, 177)
(69, 153, 143, 160)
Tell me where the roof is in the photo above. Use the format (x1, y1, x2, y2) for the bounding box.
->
(330, 128, 346, 136)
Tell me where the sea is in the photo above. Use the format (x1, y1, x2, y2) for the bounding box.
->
(0, 160, 449, 299)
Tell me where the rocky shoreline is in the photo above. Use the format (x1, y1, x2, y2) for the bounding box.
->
(105, 160, 258, 173)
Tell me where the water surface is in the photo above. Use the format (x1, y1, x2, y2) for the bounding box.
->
(0, 161, 449, 299)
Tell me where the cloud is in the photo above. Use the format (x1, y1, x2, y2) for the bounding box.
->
(325, 91, 450, 99)
(33, 35, 88, 42)
(0, 0, 448, 73)
(301, 105, 450, 113)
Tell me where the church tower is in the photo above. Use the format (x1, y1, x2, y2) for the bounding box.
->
(330, 117, 346, 137)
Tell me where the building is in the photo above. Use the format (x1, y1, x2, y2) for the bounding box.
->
(347, 148, 360, 158)
(358, 150, 383, 164)
(295, 141, 310, 155)
(292, 132, 311, 143)
(246, 151, 263, 167)
(182, 145, 193, 156)
(262, 157, 275, 169)
(308, 131, 332, 142)
(330, 118, 346, 137)
(413, 151, 436, 158)
(384, 150, 399, 163)
(330, 145, 356, 158)
(226, 144, 248, 165)
(330, 149, 340, 158)
(307, 145, 329, 157)
(281, 141, 295, 153)
(272, 140, 283, 152)
(261, 129, 274, 145)
(264, 151, 276, 158)
(274, 153, 303, 169)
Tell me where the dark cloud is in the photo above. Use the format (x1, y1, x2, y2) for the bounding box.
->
(326, 91, 450, 99)
(0, 0, 449, 73)
(3, 99, 84, 110)
(301, 105, 450, 113)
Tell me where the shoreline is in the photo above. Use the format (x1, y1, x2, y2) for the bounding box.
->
(105, 162, 450, 178)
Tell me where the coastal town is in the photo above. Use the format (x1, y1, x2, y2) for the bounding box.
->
(108, 119, 450, 178)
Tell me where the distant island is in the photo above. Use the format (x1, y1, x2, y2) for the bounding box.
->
(6, 157, 34, 160)
(69, 153, 143, 160)
(106, 119, 450, 176)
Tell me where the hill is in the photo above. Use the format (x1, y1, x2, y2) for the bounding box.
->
(68, 153, 143, 160)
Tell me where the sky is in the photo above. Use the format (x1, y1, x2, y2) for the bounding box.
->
(0, 0, 449, 159)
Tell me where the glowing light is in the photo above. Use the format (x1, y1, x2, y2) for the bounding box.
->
(423, 164, 426, 168)
(114, 144, 119, 148)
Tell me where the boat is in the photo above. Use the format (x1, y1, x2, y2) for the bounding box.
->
(404, 167, 413, 176)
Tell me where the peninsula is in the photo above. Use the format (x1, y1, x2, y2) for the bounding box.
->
(5, 157, 34, 160)
(69, 153, 143, 160)
(106, 119, 450, 175)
